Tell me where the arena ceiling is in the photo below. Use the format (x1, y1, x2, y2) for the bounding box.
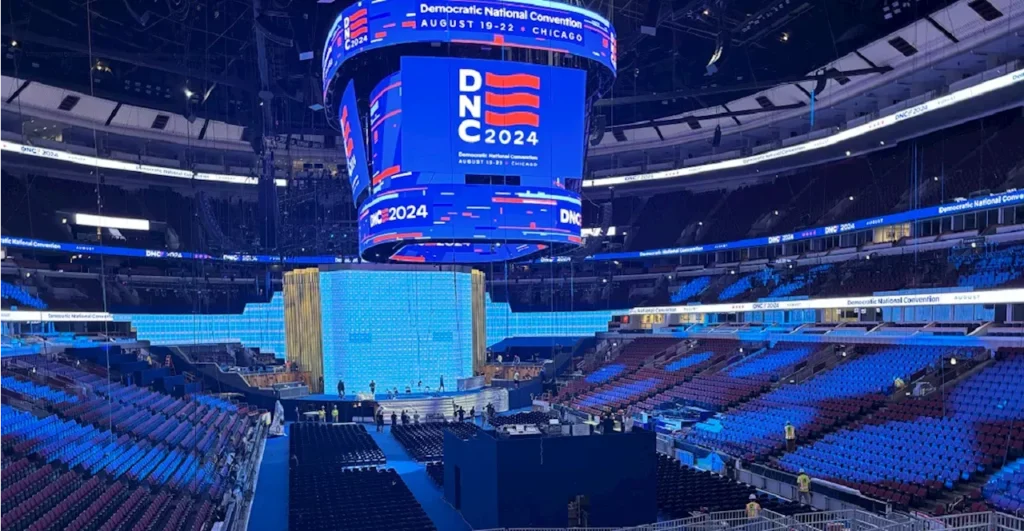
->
(1, 0, 959, 140)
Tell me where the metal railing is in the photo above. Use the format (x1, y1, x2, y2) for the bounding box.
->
(477, 511, 1024, 531)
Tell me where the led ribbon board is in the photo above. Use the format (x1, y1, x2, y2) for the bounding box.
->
(322, 0, 616, 96)
(358, 183, 582, 258)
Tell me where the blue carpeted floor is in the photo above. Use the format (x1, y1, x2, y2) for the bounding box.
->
(369, 426, 471, 531)
(249, 423, 290, 531)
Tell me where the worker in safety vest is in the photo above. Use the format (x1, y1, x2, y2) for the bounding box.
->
(797, 469, 812, 504)
(331, 405, 339, 423)
(785, 421, 796, 451)
(746, 494, 761, 518)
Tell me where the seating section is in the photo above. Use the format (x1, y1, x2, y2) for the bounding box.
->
(985, 458, 1024, 513)
(671, 276, 711, 303)
(562, 338, 726, 416)
(290, 423, 385, 467)
(560, 338, 684, 404)
(391, 422, 480, 462)
(290, 466, 435, 531)
(0, 357, 264, 531)
(686, 345, 969, 459)
(765, 265, 832, 300)
(718, 271, 775, 302)
(952, 245, 1024, 289)
(1, 281, 47, 309)
(642, 343, 817, 412)
(775, 349, 1024, 508)
(657, 455, 810, 518)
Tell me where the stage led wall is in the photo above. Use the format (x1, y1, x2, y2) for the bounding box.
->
(118, 292, 286, 357)
(120, 288, 616, 361)
(319, 269, 474, 394)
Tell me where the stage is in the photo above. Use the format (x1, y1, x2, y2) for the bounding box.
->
(297, 389, 480, 402)
(283, 386, 509, 422)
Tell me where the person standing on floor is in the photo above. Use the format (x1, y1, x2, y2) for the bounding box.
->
(369, 380, 376, 396)
(337, 379, 345, 397)
(797, 469, 812, 504)
(784, 421, 796, 451)
(391, 410, 398, 428)
(331, 405, 339, 423)
(439, 375, 445, 393)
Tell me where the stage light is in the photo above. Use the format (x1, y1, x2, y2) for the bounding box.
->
(950, 357, 957, 366)
(184, 88, 194, 98)
(845, 150, 851, 156)
(879, 140, 885, 145)
(779, 32, 789, 42)
(849, 196, 855, 201)
(10, 40, 17, 47)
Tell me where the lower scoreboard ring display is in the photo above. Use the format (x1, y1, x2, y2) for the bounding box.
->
(358, 183, 582, 261)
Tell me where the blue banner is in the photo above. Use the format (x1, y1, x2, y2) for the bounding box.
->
(340, 80, 371, 204)
(400, 57, 586, 185)
(322, 0, 616, 95)
(391, 242, 547, 263)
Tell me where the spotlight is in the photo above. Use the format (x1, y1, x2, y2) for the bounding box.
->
(849, 196, 855, 201)
(184, 88, 194, 98)
(845, 151, 851, 156)
(10, 40, 17, 47)
(703, 8, 710, 15)
(950, 357, 957, 366)
(779, 32, 789, 42)
(879, 141, 885, 145)
(841, 351, 847, 357)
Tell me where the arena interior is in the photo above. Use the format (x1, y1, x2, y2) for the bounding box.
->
(2, 0, 1024, 529)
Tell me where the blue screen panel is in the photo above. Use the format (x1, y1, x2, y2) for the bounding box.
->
(340, 80, 371, 203)
(401, 57, 587, 184)
(319, 269, 474, 394)
(390, 242, 547, 263)
(322, 0, 616, 95)
(119, 293, 287, 358)
(358, 183, 582, 257)
(370, 72, 404, 193)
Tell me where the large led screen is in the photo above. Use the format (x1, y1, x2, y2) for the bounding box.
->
(340, 80, 370, 203)
(322, 0, 616, 96)
(358, 183, 581, 257)
(400, 57, 586, 184)
(370, 71, 404, 193)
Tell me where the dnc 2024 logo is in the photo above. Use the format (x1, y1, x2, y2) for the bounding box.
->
(457, 68, 540, 147)
(343, 8, 368, 51)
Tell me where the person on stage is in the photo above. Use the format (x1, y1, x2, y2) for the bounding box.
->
(369, 379, 376, 396)
(439, 375, 445, 393)
(337, 380, 345, 397)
